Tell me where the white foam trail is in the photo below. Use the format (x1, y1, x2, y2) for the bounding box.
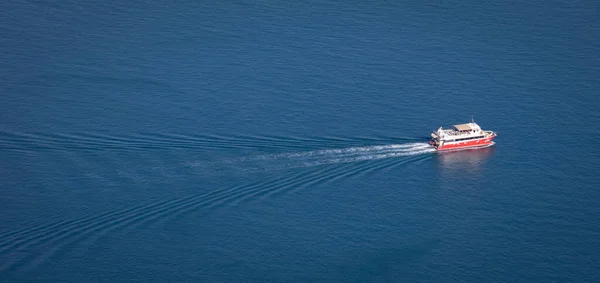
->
(263, 143, 430, 159)
(302, 146, 436, 166)
(190, 142, 436, 173)
(248, 142, 435, 168)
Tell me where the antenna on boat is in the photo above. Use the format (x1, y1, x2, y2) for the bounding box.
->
(471, 115, 475, 123)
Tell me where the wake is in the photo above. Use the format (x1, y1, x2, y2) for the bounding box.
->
(0, 141, 434, 274)
(252, 142, 435, 168)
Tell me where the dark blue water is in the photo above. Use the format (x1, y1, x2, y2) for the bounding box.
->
(2, 1, 599, 281)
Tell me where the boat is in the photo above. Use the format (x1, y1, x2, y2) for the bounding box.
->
(429, 120, 497, 151)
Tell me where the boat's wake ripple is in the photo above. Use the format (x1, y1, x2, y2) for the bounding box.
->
(223, 142, 435, 170)
(0, 141, 434, 275)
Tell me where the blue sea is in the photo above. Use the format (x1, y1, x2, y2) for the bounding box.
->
(1, 1, 599, 282)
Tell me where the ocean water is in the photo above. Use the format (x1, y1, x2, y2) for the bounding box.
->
(1, 0, 599, 282)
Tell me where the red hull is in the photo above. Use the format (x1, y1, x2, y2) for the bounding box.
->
(433, 135, 496, 151)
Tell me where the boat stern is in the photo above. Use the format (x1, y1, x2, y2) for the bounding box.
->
(429, 137, 441, 149)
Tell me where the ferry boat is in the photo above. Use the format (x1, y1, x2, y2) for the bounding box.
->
(430, 120, 497, 151)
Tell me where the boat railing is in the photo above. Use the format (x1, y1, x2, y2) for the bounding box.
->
(442, 130, 474, 136)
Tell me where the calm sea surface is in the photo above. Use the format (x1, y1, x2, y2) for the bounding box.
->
(1, 1, 599, 282)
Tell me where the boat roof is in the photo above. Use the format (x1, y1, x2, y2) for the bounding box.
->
(453, 123, 479, 131)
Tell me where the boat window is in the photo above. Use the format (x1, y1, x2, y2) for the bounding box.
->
(453, 136, 484, 142)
